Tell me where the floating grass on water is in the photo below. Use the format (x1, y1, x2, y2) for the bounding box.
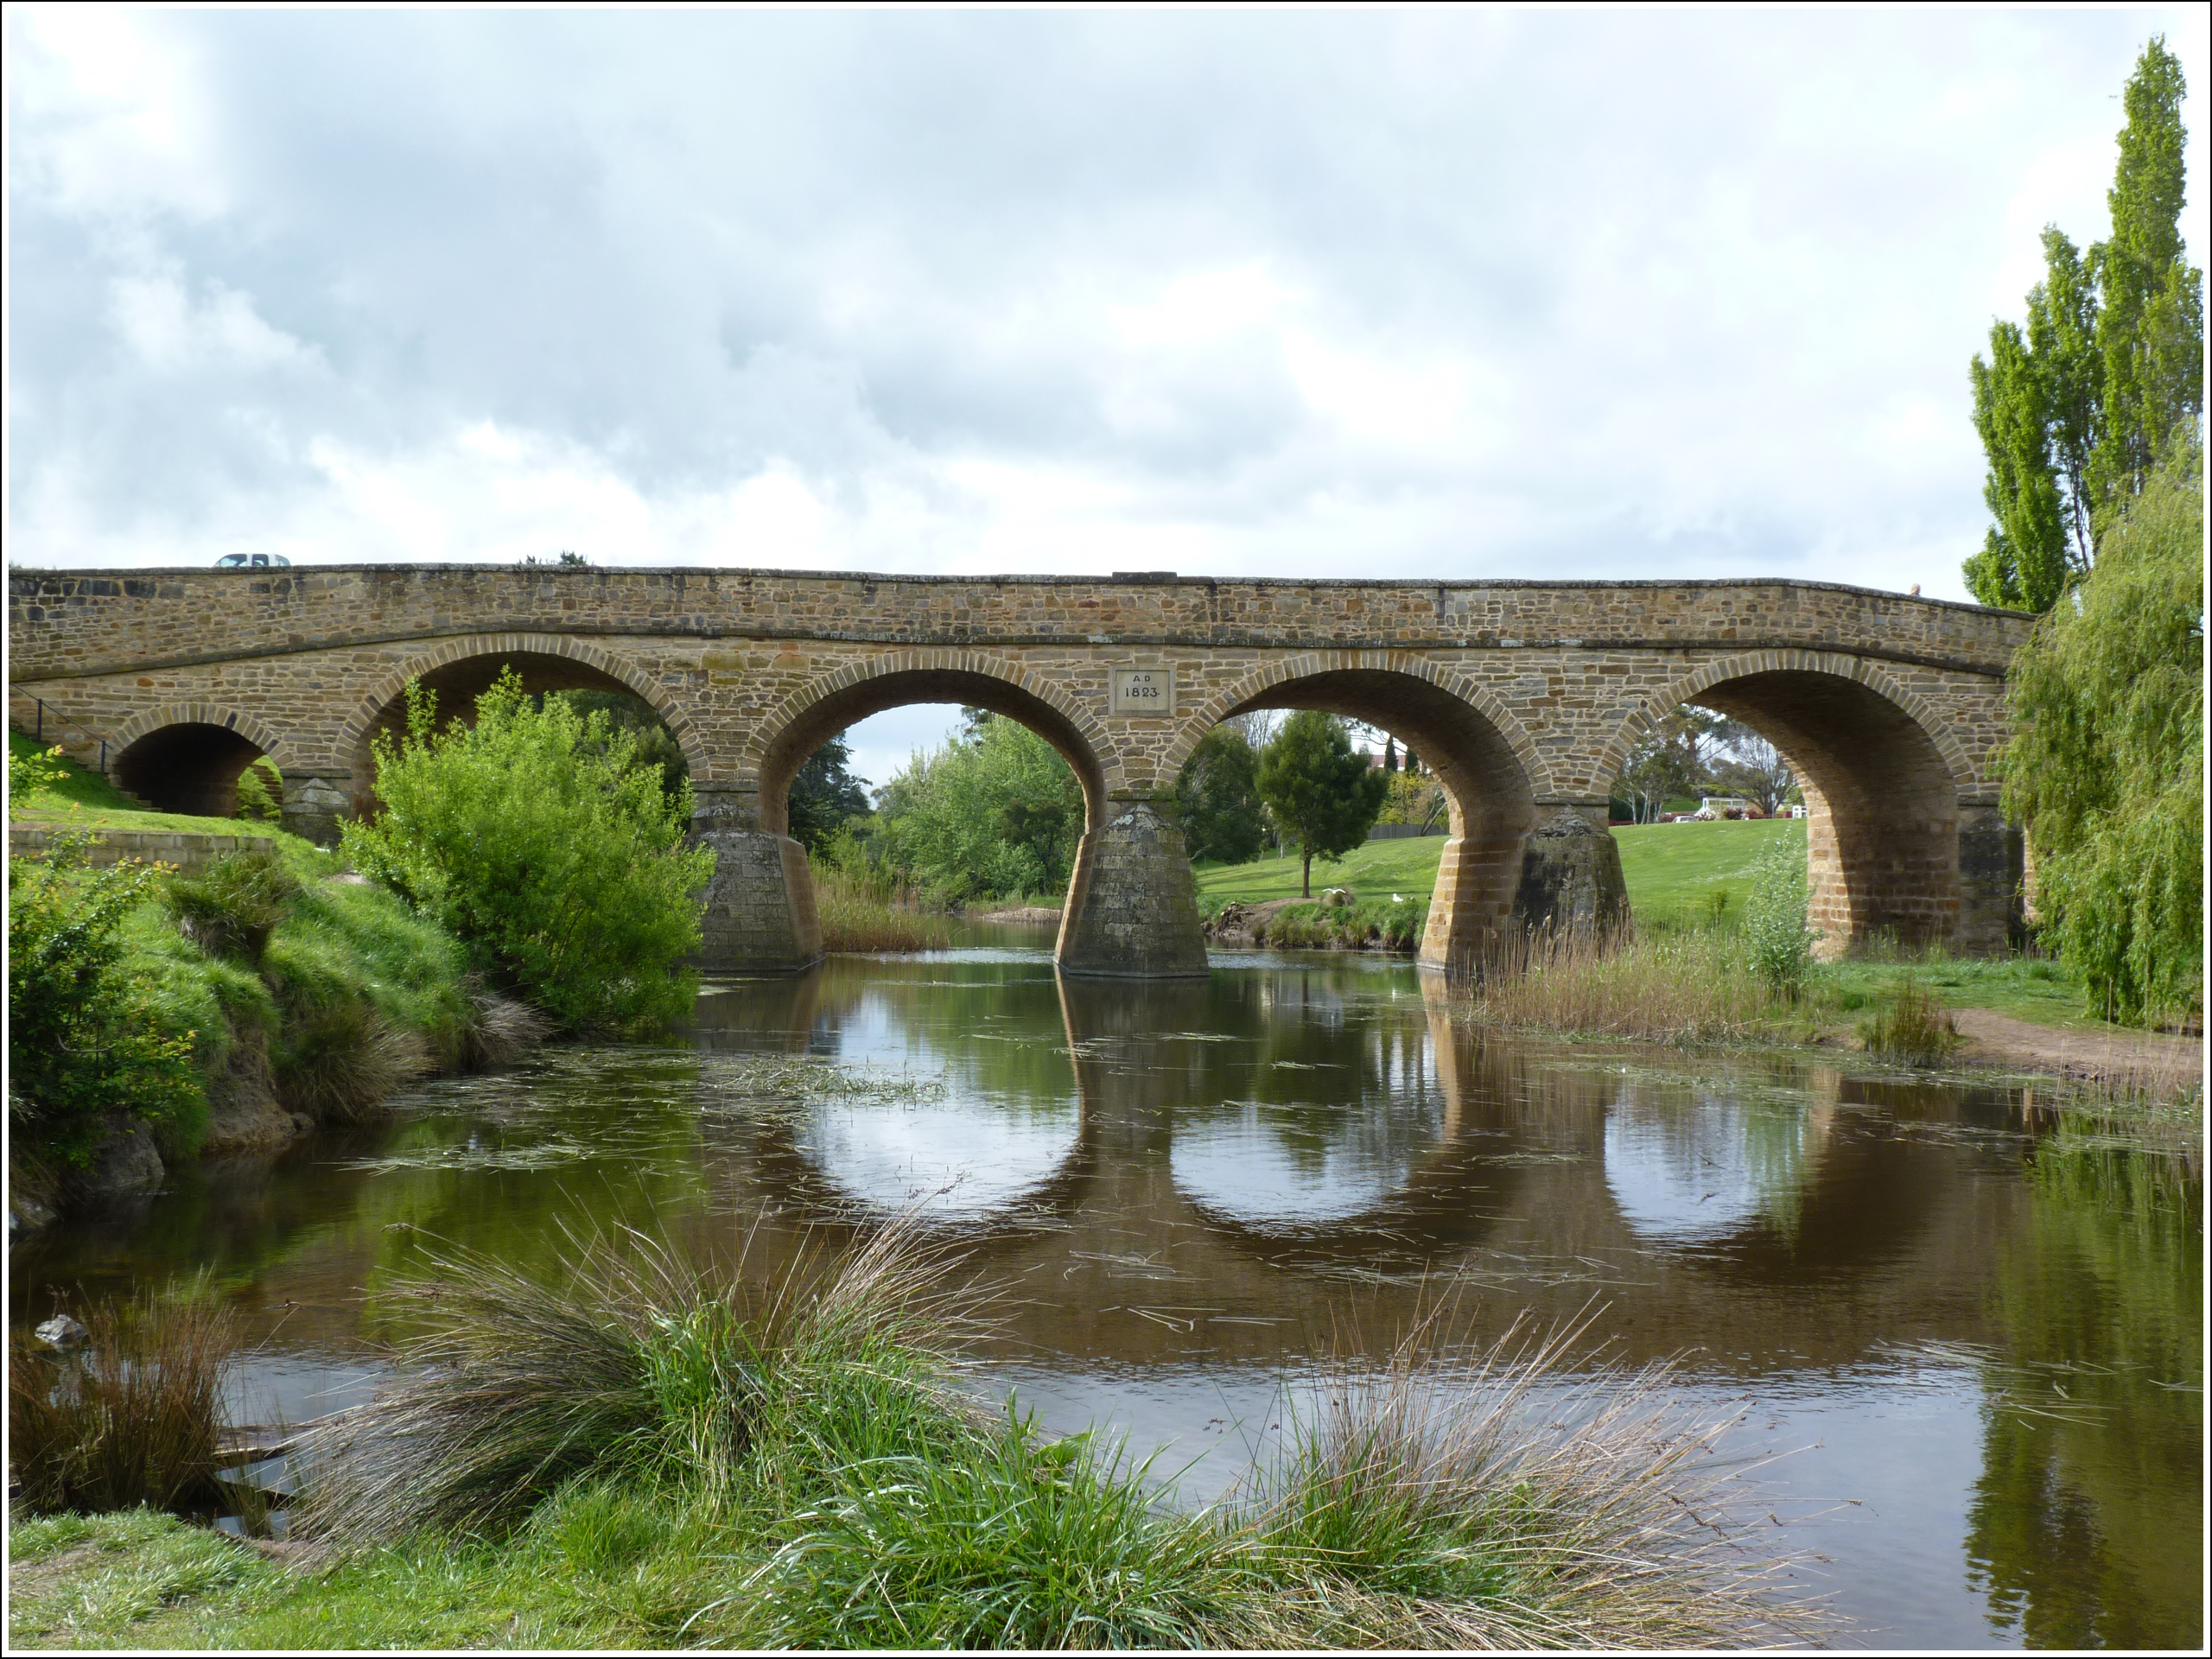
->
(341, 1135, 596, 1174)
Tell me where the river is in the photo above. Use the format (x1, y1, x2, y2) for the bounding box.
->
(10, 927, 2201, 1649)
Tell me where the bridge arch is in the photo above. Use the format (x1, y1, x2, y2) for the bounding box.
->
(1604, 650, 1973, 951)
(338, 632, 711, 814)
(108, 702, 297, 820)
(748, 648, 1116, 836)
(1173, 654, 1549, 970)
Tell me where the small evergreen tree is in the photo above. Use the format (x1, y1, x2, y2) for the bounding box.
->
(1255, 712, 1389, 898)
(786, 734, 872, 851)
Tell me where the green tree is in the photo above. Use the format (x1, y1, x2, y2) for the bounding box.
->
(786, 734, 872, 852)
(342, 670, 715, 1033)
(1255, 712, 1389, 898)
(1967, 38, 2203, 609)
(2000, 437, 2202, 1026)
(874, 717, 1084, 905)
(1172, 727, 1268, 864)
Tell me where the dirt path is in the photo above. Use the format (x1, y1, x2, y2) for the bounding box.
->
(1949, 1007, 2202, 1087)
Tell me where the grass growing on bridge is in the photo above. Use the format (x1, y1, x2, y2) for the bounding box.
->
(7, 1225, 1819, 1651)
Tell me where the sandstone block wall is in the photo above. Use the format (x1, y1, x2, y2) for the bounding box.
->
(10, 565, 2034, 970)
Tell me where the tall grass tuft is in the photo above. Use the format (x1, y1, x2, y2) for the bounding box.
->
(814, 867, 953, 953)
(1239, 1303, 1821, 1648)
(165, 850, 300, 963)
(272, 1000, 434, 1122)
(459, 977, 554, 1070)
(1858, 976, 1961, 1067)
(1471, 924, 1786, 1045)
(301, 1224, 1818, 1648)
(9, 1279, 238, 1516)
(299, 1219, 986, 1551)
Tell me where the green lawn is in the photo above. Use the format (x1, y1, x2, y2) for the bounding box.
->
(1196, 817, 2136, 1033)
(1195, 818, 1802, 921)
(10, 731, 285, 842)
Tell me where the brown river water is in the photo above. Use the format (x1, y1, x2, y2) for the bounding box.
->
(10, 927, 2202, 1649)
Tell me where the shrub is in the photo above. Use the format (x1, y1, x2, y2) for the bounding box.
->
(874, 716, 1084, 906)
(341, 670, 716, 1033)
(1741, 834, 1817, 997)
(10, 1279, 240, 1516)
(165, 849, 301, 962)
(8, 836, 205, 1166)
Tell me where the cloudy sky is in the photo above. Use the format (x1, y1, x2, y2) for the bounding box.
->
(7, 8, 2204, 785)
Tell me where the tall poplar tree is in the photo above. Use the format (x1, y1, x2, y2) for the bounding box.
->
(1965, 37, 2202, 612)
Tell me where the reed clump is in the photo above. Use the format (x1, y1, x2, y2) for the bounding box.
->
(813, 867, 953, 953)
(1471, 924, 1789, 1046)
(272, 999, 435, 1122)
(9, 1279, 239, 1517)
(297, 1224, 1817, 1649)
(1857, 976, 1961, 1067)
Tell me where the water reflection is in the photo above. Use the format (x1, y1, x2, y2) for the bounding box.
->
(1605, 1092, 1827, 1245)
(8, 938, 2199, 1650)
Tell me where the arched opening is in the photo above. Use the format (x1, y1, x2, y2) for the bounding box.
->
(1618, 669, 1962, 953)
(1205, 667, 1542, 971)
(350, 649, 694, 817)
(112, 722, 270, 819)
(756, 669, 1109, 840)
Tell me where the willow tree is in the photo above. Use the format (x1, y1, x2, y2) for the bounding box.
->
(1966, 37, 2203, 612)
(2000, 437, 2202, 1027)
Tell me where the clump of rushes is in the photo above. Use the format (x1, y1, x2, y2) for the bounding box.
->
(1473, 923, 1786, 1046)
(1239, 1304, 1821, 1647)
(165, 850, 301, 962)
(302, 1225, 1817, 1649)
(813, 867, 954, 953)
(272, 999, 434, 1122)
(10, 1277, 239, 1516)
(1858, 976, 1961, 1067)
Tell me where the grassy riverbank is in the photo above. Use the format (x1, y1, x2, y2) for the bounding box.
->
(1197, 819, 2162, 1041)
(8, 1231, 1815, 1650)
(9, 743, 538, 1213)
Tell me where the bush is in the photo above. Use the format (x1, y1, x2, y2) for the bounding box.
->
(341, 670, 715, 1033)
(234, 755, 284, 824)
(10, 1279, 240, 1517)
(1741, 834, 1816, 997)
(8, 836, 205, 1166)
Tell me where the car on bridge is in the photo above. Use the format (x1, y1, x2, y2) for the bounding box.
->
(214, 553, 291, 569)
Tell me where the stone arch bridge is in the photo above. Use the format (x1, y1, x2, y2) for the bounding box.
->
(8, 565, 2031, 976)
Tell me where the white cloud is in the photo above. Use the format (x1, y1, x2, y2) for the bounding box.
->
(5, 6, 2204, 609)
